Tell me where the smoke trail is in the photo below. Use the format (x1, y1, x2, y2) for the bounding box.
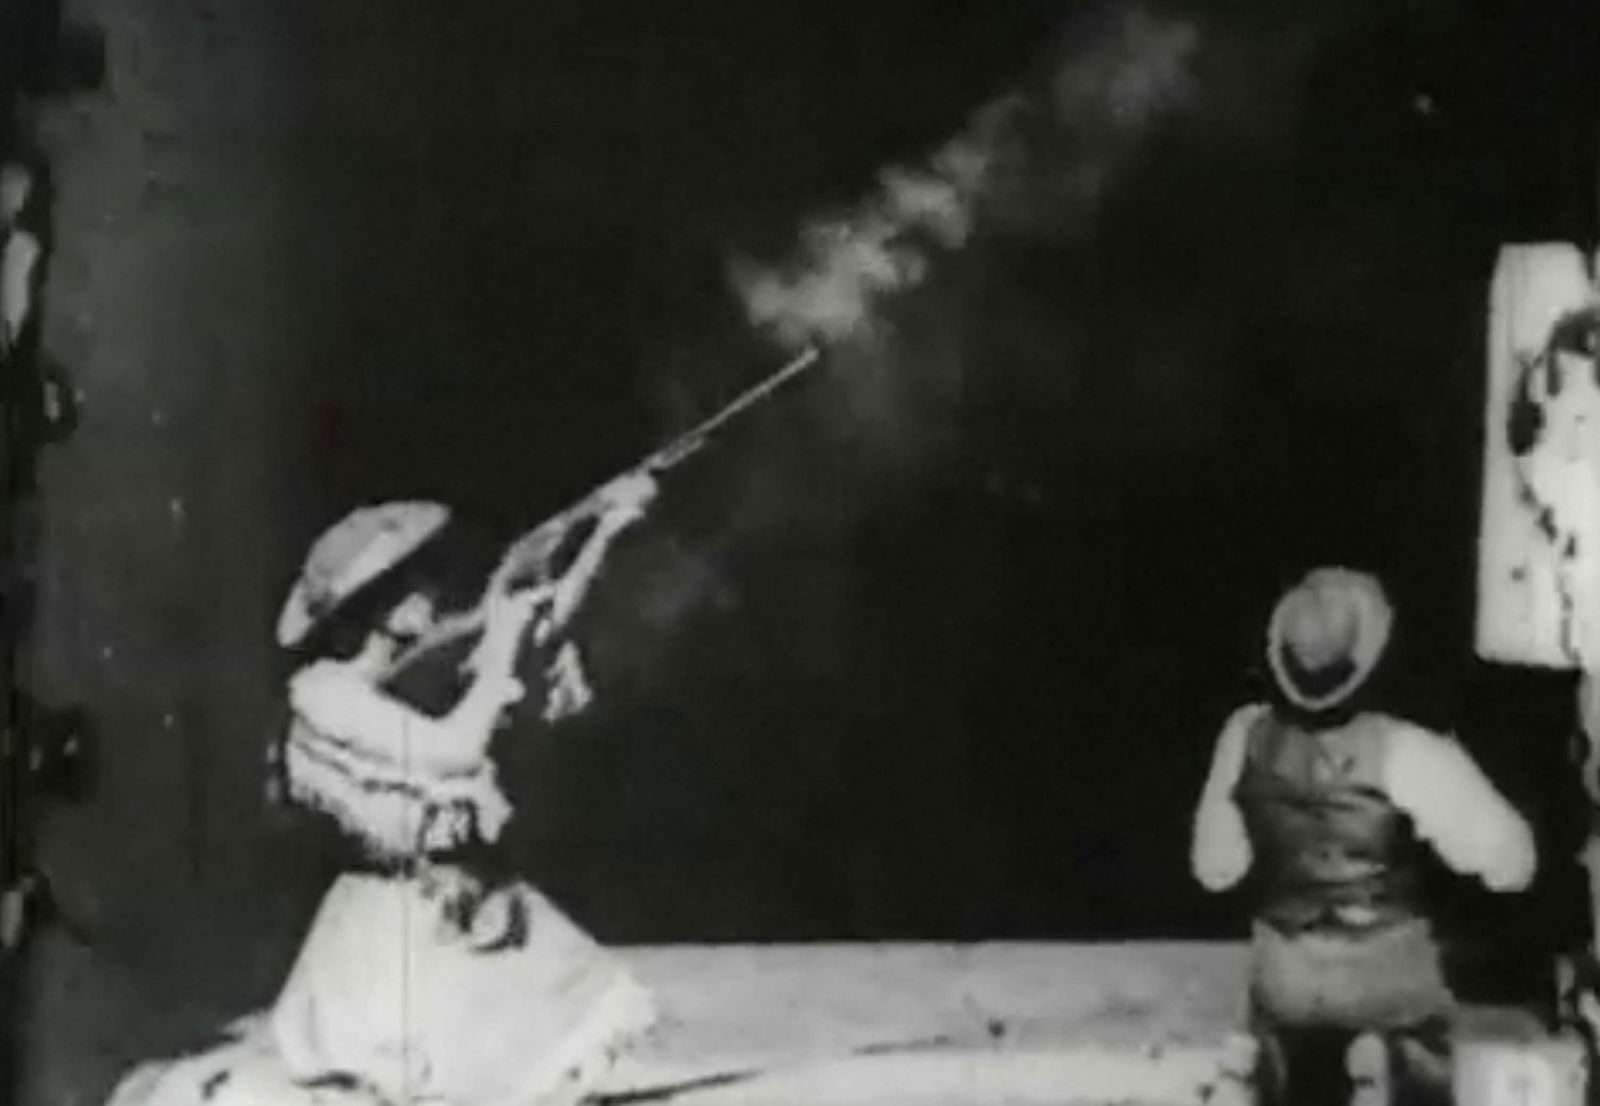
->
(610, 4, 1211, 670)
(730, 5, 1204, 352)
(1049, 6, 1202, 135)
(727, 130, 995, 350)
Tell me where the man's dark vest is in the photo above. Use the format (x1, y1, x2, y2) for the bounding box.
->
(1233, 710, 1425, 935)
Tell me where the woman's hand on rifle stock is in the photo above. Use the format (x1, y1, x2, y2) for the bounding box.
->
(463, 469, 658, 673)
(468, 586, 545, 691)
(539, 471, 658, 634)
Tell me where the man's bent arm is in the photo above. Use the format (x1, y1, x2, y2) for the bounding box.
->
(1384, 722, 1537, 892)
(1191, 703, 1263, 892)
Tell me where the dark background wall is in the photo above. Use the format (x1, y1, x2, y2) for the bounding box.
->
(5, 0, 1599, 1100)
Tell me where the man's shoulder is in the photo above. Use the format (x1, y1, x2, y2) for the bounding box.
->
(1225, 701, 1271, 729)
(1213, 703, 1272, 770)
(1350, 710, 1443, 743)
(1219, 701, 1270, 743)
(1351, 713, 1468, 790)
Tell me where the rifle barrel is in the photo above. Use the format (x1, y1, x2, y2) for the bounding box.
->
(654, 346, 820, 465)
(379, 345, 823, 683)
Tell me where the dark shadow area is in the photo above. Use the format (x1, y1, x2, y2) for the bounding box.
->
(0, 0, 104, 1097)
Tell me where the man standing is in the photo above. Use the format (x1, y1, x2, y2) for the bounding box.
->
(1193, 567, 1537, 1106)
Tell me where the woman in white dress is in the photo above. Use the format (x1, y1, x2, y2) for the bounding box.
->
(108, 476, 660, 1106)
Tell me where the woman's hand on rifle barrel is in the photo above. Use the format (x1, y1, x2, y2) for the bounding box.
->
(597, 471, 659, 532)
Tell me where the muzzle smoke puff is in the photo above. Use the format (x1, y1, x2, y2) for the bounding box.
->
(624, 6, 1209, 662)
(1050, 7, 1201, 131)
(982, 7, 1202, 238)
(729, 5, 1203, 352)
(727, 117, 995, 352)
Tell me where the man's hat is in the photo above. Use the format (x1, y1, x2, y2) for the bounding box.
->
(1265, 567, 1393, 711)
(276, 502, 450, 648)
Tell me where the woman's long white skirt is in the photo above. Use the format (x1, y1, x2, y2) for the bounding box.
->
(106, 873, 656, 1106)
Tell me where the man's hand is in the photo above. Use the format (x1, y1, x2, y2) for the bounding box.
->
(1192, 815, 1252, 892)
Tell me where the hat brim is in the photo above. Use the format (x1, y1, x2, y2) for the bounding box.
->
(275, 581, 319, 648)
(1266, 569, 1393, 711)
(276, 504, 451, 648)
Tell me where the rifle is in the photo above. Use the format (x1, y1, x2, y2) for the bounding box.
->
(380, 345, 822, 683)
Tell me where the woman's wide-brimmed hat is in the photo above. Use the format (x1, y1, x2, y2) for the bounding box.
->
(1265, 567, 1393, 712)
(276, 501, 451, 648)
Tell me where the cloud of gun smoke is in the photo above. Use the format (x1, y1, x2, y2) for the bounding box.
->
(620, 5, 1207, 661)
(727, 138, 993, 351)
(730, 5, 1202, 351)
